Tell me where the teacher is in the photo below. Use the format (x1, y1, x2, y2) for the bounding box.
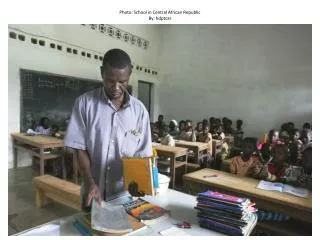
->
(64, 49, 152, 209)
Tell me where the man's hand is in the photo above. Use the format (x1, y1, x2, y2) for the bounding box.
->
(86, 182, 102, 207)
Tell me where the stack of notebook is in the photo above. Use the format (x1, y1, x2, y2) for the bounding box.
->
(195, 190, 258, 236)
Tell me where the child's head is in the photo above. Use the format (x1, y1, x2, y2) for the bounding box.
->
(179, 120, 186, 131)
(273, 144, 289, 163)
(268, 129, 279, 143)
(185, 120, 193, 131)
(196, 122, 203, 131)
(242, 137, 257, 160)
(209, 117, 215, 124)
(40, 117, 50, 129)
(159, 125, 169, 137)
(303, 122, 311, 130)
(300, 129, 311, 144)
(169, 120, 178, 131)
(236, 119, 243, 130)
(292, 128, 300, 141)
(279, 130, 290, 144)
(203, 124, 210, 134)
(158, 115, 164, 123)
(202, 119, 209, 127)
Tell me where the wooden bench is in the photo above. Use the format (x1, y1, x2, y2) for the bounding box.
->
(34, 175, 81, 211)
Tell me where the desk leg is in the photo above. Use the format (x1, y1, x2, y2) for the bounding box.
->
(39, 147, 45, 175)
(62, 154, 67, 180)
(184, 155, 188, 174)
(13, 140, 18, 169)
(195, 148, 200, 166)
(171, 155, 176, 190)
(73, 149, 79, 184)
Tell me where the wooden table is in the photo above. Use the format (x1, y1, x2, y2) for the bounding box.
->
(153, 144, 188, 189)
(183, 168, 312, 223)
(12, 133, 65, 176)
(174, 140, 208, 166)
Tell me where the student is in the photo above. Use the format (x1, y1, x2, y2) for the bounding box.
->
(168, 119, 179, 139)
(224, 119, 234, 135)
(178, 120, 186, 132)
(261, 129, 280, 163)
(202, 119, 209, 128)
(179, 120, 196, 142)
(198, 124, 213, 156)
(35, 117, 51, 135)
(289, 128, 303, 165)
(256, 144, 309, 188)
(228, 137, 260, 177)
(151, 122, 160, 142)
(195, 121, 203, 140)
(160, 126, 175, 147)
(212, 124, 225, 140)
(155, 114, 165, 131)
(64, 49, 152, 209)
(234, 119, 244, 148)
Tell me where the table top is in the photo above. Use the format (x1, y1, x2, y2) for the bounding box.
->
(11, 133, 64, 147)
(153, 144, 188, 157)
(174, 140, 208, 151)
(16, 189, 223, 236)
(183, 168, 312, 212)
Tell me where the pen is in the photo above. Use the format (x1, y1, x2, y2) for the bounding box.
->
(203, 174, 218, 178)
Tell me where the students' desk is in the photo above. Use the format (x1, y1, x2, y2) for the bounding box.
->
(174, 140, 208, 166)
(183, 168, 312, 223)
(15, 189, 224, 236)
(11, 133, 78, 183)
(153, 144, 188, 189)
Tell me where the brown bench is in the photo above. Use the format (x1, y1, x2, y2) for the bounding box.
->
(34, 175, 81, 210)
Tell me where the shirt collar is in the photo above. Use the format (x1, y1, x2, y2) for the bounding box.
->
(102, 87, 131, 108)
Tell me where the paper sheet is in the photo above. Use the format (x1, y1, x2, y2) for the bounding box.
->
(91, 199, 132, 233)
(20, 223, 60, 236)
(159, 226, 190, 236)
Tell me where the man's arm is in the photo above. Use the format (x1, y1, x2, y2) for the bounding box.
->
(77, 149, 101, 206)
(135, 106, 153, 157)
(64, 96, 101, 206)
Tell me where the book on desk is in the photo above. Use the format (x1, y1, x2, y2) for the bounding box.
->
(195, 190, 258, 236)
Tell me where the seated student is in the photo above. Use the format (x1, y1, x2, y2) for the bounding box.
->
(198, 124, 213, 156)
(178, 120, 186, 133)
(286, 121, 295, 139)
(179, 120, 196, 142)
(261, 129, 280, 163)
(224, 119, 234, 135)
(168, 119, 179, 139)
(34, 117, 51, 135)
(234, 119, 244, 148)
(155, 114, 166, 131)
(202, 119, 209, 128)
(211, 124, 225, 140)
(150, 122, 160, 142)
(288, 128, 303, 165)
(195, 121, 203, 140)
(160, 126, 175, 147)
(228, 137, 260, 177)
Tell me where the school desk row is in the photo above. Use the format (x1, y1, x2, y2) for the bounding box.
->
(11, 133, 211, 188)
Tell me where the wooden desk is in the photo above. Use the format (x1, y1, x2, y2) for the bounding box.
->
(174, 140, 208, 166)
(12, 133, 65, 176)
(153, 144, 188, 189)
(183, 168, 312, 223)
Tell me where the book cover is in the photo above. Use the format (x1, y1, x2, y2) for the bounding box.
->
(198, 190, 248, 204)
(123, 198, 170, 225)
(122, 157, 155, 196)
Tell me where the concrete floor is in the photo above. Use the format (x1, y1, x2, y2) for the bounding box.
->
(8, 166, 77, 235)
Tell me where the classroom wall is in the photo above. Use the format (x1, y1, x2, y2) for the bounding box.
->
(8, 24, 161, 168)
(157, 24, 312, 138)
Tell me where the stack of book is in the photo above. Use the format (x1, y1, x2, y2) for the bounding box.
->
(195, 190, 258, 236)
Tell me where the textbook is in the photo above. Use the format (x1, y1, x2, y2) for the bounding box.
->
(91, 199, 132, 233)
(123, 198, 170, 225)
(122, 157, 157, 196)
(256, 180, 308, 198)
